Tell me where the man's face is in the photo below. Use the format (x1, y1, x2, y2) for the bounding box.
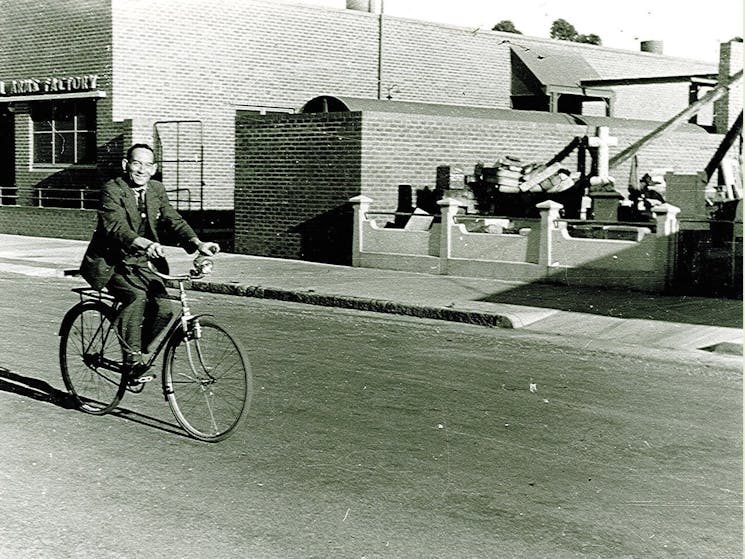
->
(123, 148, 157, 187)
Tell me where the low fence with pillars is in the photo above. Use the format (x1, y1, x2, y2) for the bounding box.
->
(350, 196, 681, 293)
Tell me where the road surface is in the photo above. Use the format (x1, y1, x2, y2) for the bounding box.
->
(0, 273, 741, 558)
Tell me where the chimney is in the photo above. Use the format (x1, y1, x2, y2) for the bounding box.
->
(346, 0, 381, 13)
(640, 40, 664, 54)
(714, 38, 744, 133)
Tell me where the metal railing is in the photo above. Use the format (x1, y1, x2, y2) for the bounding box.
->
(154, 120, 204, 211)
(0, 186, 204, 210)
(34, 187, 99, 209)
(166, 187, 197, 211)
(0, 186, 18, 206)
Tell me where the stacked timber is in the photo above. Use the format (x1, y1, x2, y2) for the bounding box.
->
(480, 157, 579, 194)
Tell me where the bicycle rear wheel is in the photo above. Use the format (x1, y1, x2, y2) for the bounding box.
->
(59, 302, 126, 415)
(163, 317, 252, 442)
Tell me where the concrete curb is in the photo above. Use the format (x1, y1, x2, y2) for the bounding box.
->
(185, 280, 517, 328)
(1, 252, 740, 352)
(700, 341, 744, 356)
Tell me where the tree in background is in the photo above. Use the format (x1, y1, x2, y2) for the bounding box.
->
(492, 20, 522, 34)
(550, 18, 602, 45)
(577, 33, 602, 45)
(550, 18, 577, 41)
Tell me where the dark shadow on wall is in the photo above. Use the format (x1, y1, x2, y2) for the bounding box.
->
(176, 210, 235, 253)
(292, 204, 353, 265)
(96, 134, 127, 184)
(672, 226, 743, 299)
(33, 167, 101, 208)
(31, 135, 127, 209)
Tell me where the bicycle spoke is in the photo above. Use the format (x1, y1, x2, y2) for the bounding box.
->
(60, 303, 125, 415)
(164, 318, 251, 442)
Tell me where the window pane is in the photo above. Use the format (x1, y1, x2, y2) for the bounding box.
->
(77, 132, 97, 164)
(76, 101, 96, 130)
(54, 102, 74, 131)
(33, 134, 53, 163)
(32, 103, 53, 132)
(54, 132, 75, 163)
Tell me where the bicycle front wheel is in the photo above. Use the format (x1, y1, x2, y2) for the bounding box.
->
(59, 302, 126, 415)
(163, 317, 252, 442)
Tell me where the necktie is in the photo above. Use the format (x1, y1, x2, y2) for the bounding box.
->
(135, 189, 146, 218)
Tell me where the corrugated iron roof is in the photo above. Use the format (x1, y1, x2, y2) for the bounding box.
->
(299, 94, 708, 134)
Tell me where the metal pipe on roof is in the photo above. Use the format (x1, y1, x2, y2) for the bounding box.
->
(377, 0, 384, 100)
(609, 69, 743, 169)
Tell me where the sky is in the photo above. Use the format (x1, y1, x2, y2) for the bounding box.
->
(299, 0, 743, 62)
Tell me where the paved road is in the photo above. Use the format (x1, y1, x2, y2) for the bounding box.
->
(0, 273, 741, 558)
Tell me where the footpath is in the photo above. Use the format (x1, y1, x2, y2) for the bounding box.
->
(0, 233, 742, 356)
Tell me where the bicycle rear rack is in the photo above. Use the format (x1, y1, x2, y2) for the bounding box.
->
(71, 287, 117, 304)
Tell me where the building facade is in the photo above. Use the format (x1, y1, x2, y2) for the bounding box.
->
(0, 0, 733, 220)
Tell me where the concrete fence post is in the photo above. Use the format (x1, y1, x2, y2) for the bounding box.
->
(536, 200, 564, 269)
(349, 195, 372, 267)
(437, 197, 463, 275)
(652, 203, 681, 237)
(652, 203, 681, 290)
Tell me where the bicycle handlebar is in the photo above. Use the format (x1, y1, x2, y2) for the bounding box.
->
(146, 254, 214, 281)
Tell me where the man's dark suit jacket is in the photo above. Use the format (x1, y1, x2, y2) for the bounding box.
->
(80, 176, 197, 290)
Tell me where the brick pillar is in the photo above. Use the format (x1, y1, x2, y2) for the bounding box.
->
(714, 40, 743, 134)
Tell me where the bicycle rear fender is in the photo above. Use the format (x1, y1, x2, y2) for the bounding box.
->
(58, 301, 113, 336)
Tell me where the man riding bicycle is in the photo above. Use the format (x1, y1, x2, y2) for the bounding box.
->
(80, 143, 219, 383)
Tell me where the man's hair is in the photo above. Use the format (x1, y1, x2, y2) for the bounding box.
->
(126, 143, 155, 160)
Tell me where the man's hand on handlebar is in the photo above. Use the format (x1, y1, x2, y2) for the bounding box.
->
(146, 241, 166, 259)
(196, 241, 220, 256)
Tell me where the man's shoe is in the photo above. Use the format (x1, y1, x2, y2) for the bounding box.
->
(123, 361, 156, 385)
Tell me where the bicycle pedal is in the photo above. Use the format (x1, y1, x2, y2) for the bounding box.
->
(128, 373, 156, 385)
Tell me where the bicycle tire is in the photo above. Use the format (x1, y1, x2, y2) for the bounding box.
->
(163, 317, 252, 442)
(59, 301, 126, 415)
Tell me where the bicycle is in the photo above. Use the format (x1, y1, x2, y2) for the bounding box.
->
(58, 255, 252, 442)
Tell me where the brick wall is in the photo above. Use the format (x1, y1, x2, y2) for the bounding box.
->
(714, 40, 744, 133)
(106, 0, 720, 210)
(0, 0, 731, 225)
(0, 206, 96, 240)
(234, 111, 362, 263)
(236, 107, 727, 262)
(0, 0, 119, 204)
(358, 111, 724, 212)
(380, 17, 512, 108)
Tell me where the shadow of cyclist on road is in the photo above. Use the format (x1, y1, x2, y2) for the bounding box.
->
(0, 366, 76, 408)
(0, 366, 190, 438)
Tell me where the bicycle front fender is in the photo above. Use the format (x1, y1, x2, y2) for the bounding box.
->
(164, 313, 216, 344)
(191, 313, 215, 320)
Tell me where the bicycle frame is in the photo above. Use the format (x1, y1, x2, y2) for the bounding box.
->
(67, 278, 203, 374)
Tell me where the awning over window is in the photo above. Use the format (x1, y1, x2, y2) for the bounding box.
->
(510, 46, 613, 100)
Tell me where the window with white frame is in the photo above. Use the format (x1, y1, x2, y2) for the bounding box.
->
(31, 100, 96, 166)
